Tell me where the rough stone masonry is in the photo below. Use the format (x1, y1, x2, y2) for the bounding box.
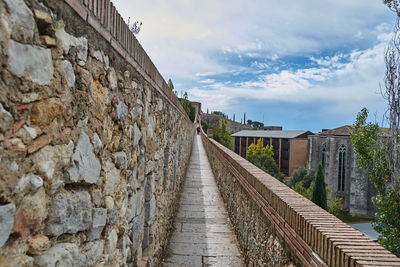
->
(0, 0, 194, 266)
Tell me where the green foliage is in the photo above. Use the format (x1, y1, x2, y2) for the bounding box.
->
(351, 108, 387, 191)
(288, 167, 315, 188)
(213, 120, 232, 149)
(202, 120, 232, 150)
(292, 181, 313, 200)
(247, 138, 273, 157)
(178, 92, 195, 122)
(384, 0, 400, 16)
(372, 189, 400, 255)
(251, 121, 264, 128)
(212, 111, 228, 118)
(311, 163, 327, 210)
(168, 78, 174, 91)
(246, 138, 284, 180)
(328, 197, 342, 217)
(351, 108, 400, 256)
(201, 121, 211, 134)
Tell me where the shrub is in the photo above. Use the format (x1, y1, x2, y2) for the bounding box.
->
(246, 138, 284, 180)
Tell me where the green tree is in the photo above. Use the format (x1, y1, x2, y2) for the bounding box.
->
(384, 0, 400, 16)
(246, 138, 284, 180)
(311, 163, 327, 210)
(178, 91, 195, 122)
(213, 120, 232, 149)
(288, 167, 315, 188)
(251, 121, 264, 129)
(168, 78, 174, 91)
(293, 181, 313, 200)
(351, 108, 400, 256)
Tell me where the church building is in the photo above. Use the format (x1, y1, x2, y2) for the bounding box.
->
(307, 126, 377, 216)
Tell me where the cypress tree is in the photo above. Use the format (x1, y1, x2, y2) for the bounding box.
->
(311, 163, 327, 210)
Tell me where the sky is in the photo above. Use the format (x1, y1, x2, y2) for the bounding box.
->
(112, 0, 397, 132)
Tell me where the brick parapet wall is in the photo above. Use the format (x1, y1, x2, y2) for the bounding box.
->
(63, 0, 187, 120)
(200, 131, 400, 266)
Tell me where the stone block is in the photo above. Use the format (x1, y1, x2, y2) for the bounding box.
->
(145, 160, 155, 175)
(0, 103, 13, 132)
(28, 234, 50, 256)
(30, 98, 63, 128)
(12, 188, 47, 238)
(33, 9, 52, 26)
(144, 175, 155, 202)
(113, 100, 127, 120)
(27, 135, 52, 154)
(79, 240, 104, 267)
(107, 207, 117, 226)
(88, 208, 107, 241)
(14, 173, 43, 193)
(33, 141, 74, 180)
(133, 123, 142, 147)
(8, 41, 53, 85)
(113, 151, 127, 169)
(61, 60, 75, 88)
(105, 229, 118, 254)
(144, 197, 156, 226)
(127, 191, 142, 222)
(92, 133, 102, 154)
(46, 191, 92, 237)
(55, 26, 88, 62)
(66, 131, 101, 184)
(34, 243, 79, 266)
(103, 160, 121, 195)
(0, 203, 16, 248)
(142, 226, 149, 249)
(0, 254, 33, 267)
(131, 213, 144, 245)
(3, 0, 35, 41)
(40, 35, 56, 47)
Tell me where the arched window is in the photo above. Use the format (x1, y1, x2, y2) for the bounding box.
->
(321, 142, 327, 168)
(338, 144, 346, 191)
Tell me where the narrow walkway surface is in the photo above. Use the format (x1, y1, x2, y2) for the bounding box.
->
(162, 135, 243, 267)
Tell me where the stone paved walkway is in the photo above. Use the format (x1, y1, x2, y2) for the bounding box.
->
(162, 135, 243, 267)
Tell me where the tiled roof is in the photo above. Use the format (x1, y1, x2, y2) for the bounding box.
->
(317, 125, 354, 136)
(317, 125, 392, 137)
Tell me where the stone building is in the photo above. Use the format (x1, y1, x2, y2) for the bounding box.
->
(307, 126, 377, 216)
(231, 130, 313, 176)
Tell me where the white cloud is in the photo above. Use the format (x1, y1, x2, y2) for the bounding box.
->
(198, 79, 215, 84)
(190, 35, 388, 114)
(111, 0, 394, 126)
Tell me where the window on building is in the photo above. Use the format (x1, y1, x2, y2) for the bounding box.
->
(321, 142, 327, 168)
(338, 144, 346, 191)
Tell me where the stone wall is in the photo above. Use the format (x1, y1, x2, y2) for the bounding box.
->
(0, 0, 195, 266)
(201, 131, 399, 266)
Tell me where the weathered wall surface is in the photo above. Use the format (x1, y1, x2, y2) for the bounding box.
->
(201, 131, 399, 266)
(0, 0, 194, 266)
(307, 135, 376, 217)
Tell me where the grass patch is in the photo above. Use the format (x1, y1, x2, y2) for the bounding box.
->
(336, 211, 373, 224)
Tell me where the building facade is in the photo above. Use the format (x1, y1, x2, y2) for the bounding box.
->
(307, 126, 377, 216)
(232, 130, 313, 176)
